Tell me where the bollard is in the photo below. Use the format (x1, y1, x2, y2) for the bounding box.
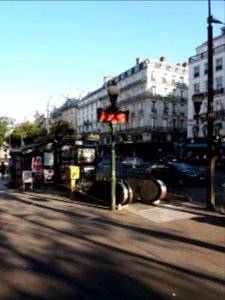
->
(221, 184, 225, 214)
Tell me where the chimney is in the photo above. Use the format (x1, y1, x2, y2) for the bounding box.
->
(221, 26, 225, 36)
(160, 56, 166, 62)
(103, 75, 113, 83)
(136, 57, 143, 64)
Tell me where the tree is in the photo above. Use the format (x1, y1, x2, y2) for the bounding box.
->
(0, 117, 15, 147)
(10, 121, 46, 146)
(49, 119, 76, 141)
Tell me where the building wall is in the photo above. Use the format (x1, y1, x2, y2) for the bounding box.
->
(77, 56, 188, 149)
(188, 26, 225, 140)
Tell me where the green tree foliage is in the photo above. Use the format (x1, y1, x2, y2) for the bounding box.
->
(49, 119, 76, 141)
(0, 117, 14, 146)
(11, 121, 46, 146)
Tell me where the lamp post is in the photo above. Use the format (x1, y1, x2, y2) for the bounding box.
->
(206, 0, 224, 210)
(46, 93, 67, 134)
(206, 0, 215, 211)
(192, 92, 204, 137)
(107, 80, 120, 210)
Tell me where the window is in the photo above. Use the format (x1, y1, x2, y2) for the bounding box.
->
(152, 101, 156, 112)
(179, 77, 184, 84)
(216, 76, 223, 89)
(215, 58, 223, 71)
(151, 72, 155, 81)
(162, 119, 168, 127)
(172, 89, 176, 98)
(162, 76, 167, 83)
(171, 77, 176, 85)
(193, 66, 200, 78)
(180, 90, 185, 99)
(194, 83, 200, 93)
(204, 81, 207, 91)
(164, 88, 168, 97)
(204, 63, 208, 74)
(172, 103, 177, 114)
(139, 102, 144, 112)
(180, 105, 184, 114)
(163, 103, 169, 114)
(151, 118, 156, 128)
(134, 64, 139, 72)
(216, 100, 222, 111)
(152, 86, 156, 95)
(172, 119, 177, 128)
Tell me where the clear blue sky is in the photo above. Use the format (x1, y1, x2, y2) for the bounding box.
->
(0, 0, 225, 123)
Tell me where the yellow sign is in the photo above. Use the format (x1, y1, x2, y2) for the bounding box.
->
(69, 166, 80, 180)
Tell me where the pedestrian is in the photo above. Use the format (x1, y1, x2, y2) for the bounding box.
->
(0, 162, 6, 179)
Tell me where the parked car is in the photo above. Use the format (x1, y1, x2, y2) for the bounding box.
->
(146, 161, 207, 187)
(122, 157, 145, 168)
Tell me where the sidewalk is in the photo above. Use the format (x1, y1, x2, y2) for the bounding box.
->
(0, 180, 224, 299)
(0, 175, 10, 189)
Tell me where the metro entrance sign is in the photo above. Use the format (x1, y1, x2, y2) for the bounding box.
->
(97, 108, 129, 123)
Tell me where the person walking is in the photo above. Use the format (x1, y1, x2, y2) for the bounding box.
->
(0, 162, 6, 179)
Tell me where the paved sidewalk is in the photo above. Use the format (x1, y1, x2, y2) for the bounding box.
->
(0, 182, 224, 300)
(0, 175, 10, 189)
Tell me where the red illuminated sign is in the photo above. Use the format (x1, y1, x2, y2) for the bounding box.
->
(97, 109, 129, 123)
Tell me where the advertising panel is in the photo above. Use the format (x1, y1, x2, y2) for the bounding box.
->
(31, 156, 43, 172)
(44, 152, 54, 167)
(77, 148, 95, 164)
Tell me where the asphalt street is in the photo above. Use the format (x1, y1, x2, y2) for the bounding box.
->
(0, 176, 224, 300)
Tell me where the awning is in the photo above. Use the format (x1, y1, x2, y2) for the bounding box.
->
(10, 142, 51, 155)
(214, 123, 222, 129)
(201, 125, 208, 131)
(186, 143, 207, 148)
(192, 126, 199, 131)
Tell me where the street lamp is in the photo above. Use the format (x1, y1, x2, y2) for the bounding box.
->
(206, 0, 224, 210)
(192, 92, 204, 137)
(46, 93, 67, 134)
(107, 80, 120, 210)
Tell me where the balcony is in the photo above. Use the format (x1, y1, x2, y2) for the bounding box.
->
(176, 83, 188, 89)
(163, 108, 169, 114)
(120, 77, 147, 92)
(189, 44, 225, 64)
(215, 65, 223, 71)
(214, 87, 224, 95)
(116, 125, 187, 134)
(214, 110, 225, 118)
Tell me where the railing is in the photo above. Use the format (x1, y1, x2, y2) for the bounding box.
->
(116, 125, 187, 134)
(189, 44, 225, 64)
(94, 164, 187, 195)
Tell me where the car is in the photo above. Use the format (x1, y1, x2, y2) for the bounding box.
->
(146, 161, 207, 187)
(122, 157, 145, 168)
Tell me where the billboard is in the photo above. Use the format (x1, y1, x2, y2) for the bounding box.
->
(77, 148, 95, 164)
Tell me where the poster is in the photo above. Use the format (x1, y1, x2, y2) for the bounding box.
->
(44, 152, 54, 167)
(22, 170, 33, 183)
(31, 156, 43, 172)
(43, 168, 54, 183)
(77, 148, 95, 164)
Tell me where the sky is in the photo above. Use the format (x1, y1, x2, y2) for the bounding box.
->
(0, 0, 225, 123)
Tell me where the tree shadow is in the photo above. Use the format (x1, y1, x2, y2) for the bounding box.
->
(0, 189, 224, 300)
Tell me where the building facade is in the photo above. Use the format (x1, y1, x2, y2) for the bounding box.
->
(78, 57, 188, 159)
(188, 26, 225, 146)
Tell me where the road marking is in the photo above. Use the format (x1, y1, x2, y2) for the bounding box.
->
(127, 203, 199, 223)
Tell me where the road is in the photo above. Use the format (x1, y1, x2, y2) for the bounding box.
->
(97, 162, 225, 210)
(184, 170, 225, 210)
(0, 176, 225, 300)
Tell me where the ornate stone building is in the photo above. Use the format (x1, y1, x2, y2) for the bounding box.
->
(78, 56, 188, 159)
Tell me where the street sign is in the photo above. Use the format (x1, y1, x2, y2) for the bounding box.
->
(97, 108, 129, 123)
